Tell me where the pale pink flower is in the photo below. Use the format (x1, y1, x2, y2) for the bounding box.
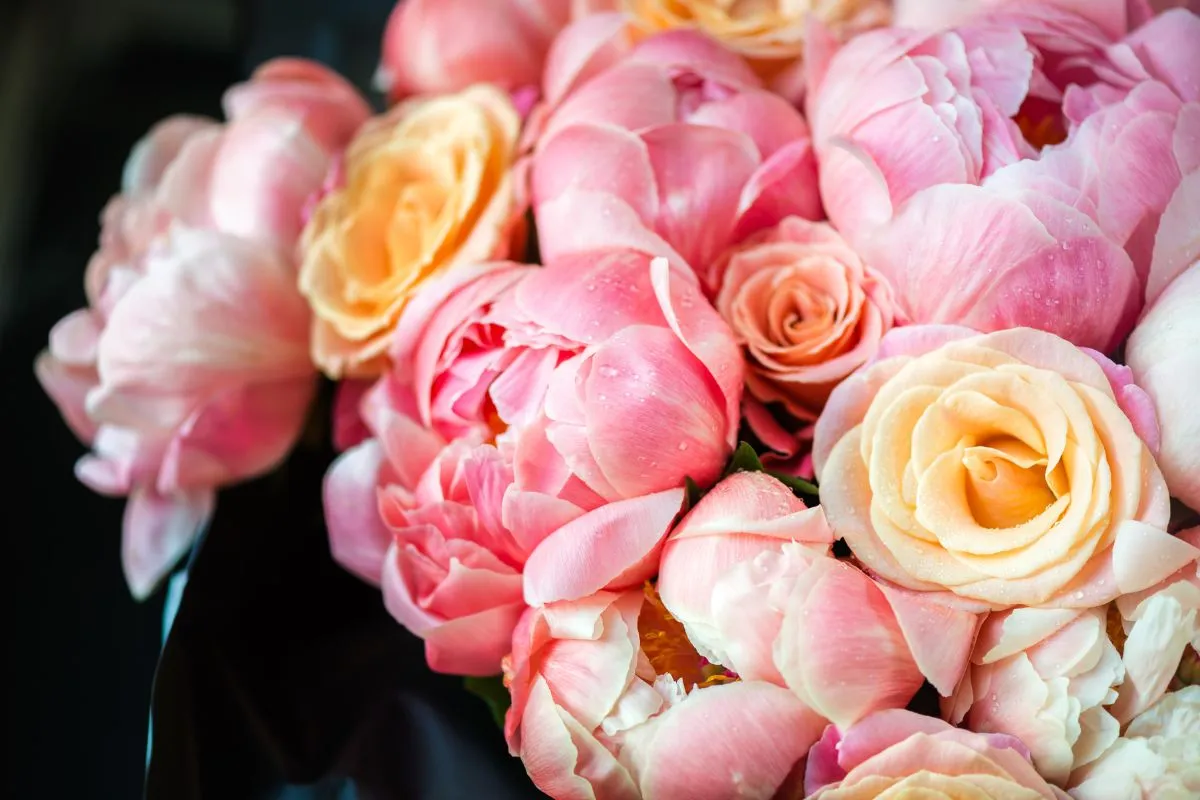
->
(656, 471, 979, 725)
(804, 708, 1067, 798)
(807, 8, 1198, 351)
(504, 588, 827, 800)
(1068, 686, 1200, 800)
(36, 60, 370, 598)
(530, 23, 821, 288)
(944, 607, 1127, 784)
(1126, 265, 1200, 512)
(376, 0, 614, 100)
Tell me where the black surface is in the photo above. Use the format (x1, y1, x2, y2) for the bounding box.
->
(5, 1, 542, 796)
(3, 42, 240, 800)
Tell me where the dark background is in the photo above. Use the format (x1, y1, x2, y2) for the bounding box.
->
(1, 1, 539, 797)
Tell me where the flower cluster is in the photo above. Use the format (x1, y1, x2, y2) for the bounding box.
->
(38, 0, 1200, 797)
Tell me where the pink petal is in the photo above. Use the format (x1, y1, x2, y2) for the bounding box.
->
(122, 486, 213, 600)
(523, 488, 684, 606)
(542, 13, 633, 106)
(582, 326, 730, 497)
(1112, 521, 1200, 594)
(876, 582, 981, 695)
(324, 440, 392, 586)
(775, 558, 924, 728)
(518, 676, 640, 800)
(532, 123, 657, 221)
(619, 681, 826, 800)
(640, 124, 760, 272)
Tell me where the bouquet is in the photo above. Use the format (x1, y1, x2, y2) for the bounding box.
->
(37, 0, 1200, 797)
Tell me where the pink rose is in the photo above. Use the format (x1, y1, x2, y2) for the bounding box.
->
(713, 217, 897, 421)
(376, 0, 613, 100)
(813, 326, 1188, 610)
(505, 588, 827, 800)
(657, 472, 978, 725)
(1126, 264, 1200, 513)
(805, 709, 1065, 798)
(1068, 686, 1200, 800)
(531, 24, 821, 288)
(807, 15, 1153, 350)
(35, 60, 370, 598)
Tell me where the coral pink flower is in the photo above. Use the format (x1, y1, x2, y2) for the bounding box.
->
(530, 23, 821, 288)
(504, 588, 828, 800)
(1068, 686, 1200, 800)
(377, 0, 613, 100)
(657, 471, 978, 725)
(813, 326, 1187, 610)
(325, 412, 685, 675)
(36, 60, 370, 599)
(806, 7, 1185, 351)
(496, 252, 744, 506)
(712, 217, 897, 421)
(1126, 264, 1200, 513)
(804, 709, 1066, 798)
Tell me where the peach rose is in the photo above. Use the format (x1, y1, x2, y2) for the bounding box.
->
(714, 217, 897, 421)
(813, 326, 1187, 610)
(620, 0, 890, 92)
(299, 85, 524, 378)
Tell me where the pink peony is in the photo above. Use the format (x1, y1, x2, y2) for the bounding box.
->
(494, 252, 744, 506)
(807, 7, 1197, 351)
(504, 588, 827, 800)
(376, 0, 614, 100)
(944, 607, 1128, 784)
(656, 471, 978, 725)
(530, 23, 822, 289)
(805, 709, 1067, 798)
(324, 396, 686, 675)
(36, 59, 370, 598)
(1068, 686, 1200, 800)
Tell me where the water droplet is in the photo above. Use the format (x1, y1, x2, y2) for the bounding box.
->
(586, 283, 596, 292)
(1074, 591, 1085, 600)
(677, 442, 689, 451)
(598, 365, 620, 378)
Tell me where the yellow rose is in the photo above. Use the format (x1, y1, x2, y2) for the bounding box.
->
(621, 0, 890, 77)
(813, 327, 1176, 609)
(299, 85, 523, 378)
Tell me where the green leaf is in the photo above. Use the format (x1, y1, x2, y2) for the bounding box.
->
(464, 675, 511, 729)
(767, 470, 819, 498)
(725, 441, 764, 476)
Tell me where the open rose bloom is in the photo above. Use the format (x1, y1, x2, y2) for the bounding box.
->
(35, 0, 1200, 796)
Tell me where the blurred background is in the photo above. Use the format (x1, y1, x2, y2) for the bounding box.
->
(0, 1, 481, 797)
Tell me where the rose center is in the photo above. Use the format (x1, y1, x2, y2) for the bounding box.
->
(638, 583, 737, 689)
(962, 437, 1058, 529)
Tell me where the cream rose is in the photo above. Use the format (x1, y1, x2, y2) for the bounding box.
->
(299, 85, 523, 378)
(813, 327, 1182, 609)
(621, 0, 890, 79)
(714, 217, 896, 421)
